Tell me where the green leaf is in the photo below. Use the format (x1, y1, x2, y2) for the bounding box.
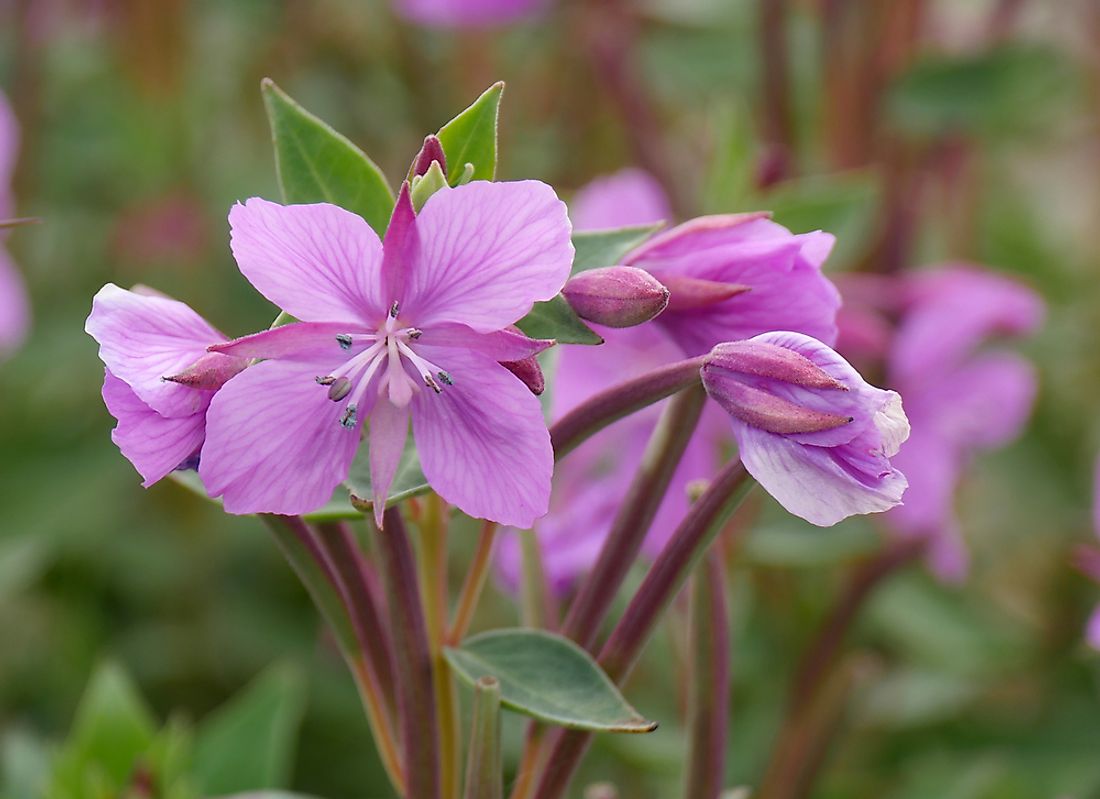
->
(261, 78, 394, 236)
(571, 224, 663, 275)
(167, 471, 361, 522)
(193, 664, 307, 795)
(516, 295, 603, 345)
(345, 434, 431, 514)
(67, 662, 158, 785)
(437, 82, 503, 185)
(444, 629, 657, 733)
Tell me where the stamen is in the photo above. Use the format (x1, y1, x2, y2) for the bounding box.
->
(316, 376, 336, 385)
(438, 371, 453, 385)
(336, 333, 353, 350)
(389, 301, 400, 318)
(405, 328, 422, 340)
(340, 403, 358, 429)
(328, 376, 353, 401)
(423, 374, 442, 393)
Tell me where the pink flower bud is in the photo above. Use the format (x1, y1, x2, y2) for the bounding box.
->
(661, 275, 751, 312)
(562, 266, 669, 328)
(409, 134, 447, 179)
(163, 351, 247, 390)
(500, 355, 545, 395)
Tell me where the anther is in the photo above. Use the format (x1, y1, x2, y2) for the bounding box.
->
(327, 376, 353, 401)
(437, 371, 453, 386)
(406, 328, 422, 340)
(340, 403, 358, 429)
(389, 301, 400, 318)
(336, 333, 353, 350)
(316, 375, 336, 385)
(423, 374, 442, 393)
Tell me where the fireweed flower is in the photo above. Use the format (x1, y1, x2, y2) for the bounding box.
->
(85, 284, 246, 486)
(885, 266, 1042, 579)
(0, 88, 29, 358)
(703, 332, 909, 525)
(395, 0, 547, 28)
(201, 181, 572, 526)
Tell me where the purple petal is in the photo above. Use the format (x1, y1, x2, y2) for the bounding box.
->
(102, 370, 207, 487)
(228, 198, 385, 325)
(85, 283, 224, 418)
(570, 169, 671, 231)
(415, 323, 553, 361)
(200, 359, 361, 515)
(211, 321, 361, 364)
(925, 520, 970, 583)
(410, 349, 552, 527)
(369, 398, 409, 528)
(402, 181, 573, 332)
(0, 246, 29, 357)
(381, 185, 418, 308)
(395, 0, 547, 27)
(1087, 606, 1100, 651)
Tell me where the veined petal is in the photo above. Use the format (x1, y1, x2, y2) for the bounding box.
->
(369, 398, 409, 528)
(229, 198, 385, 325)
(102, 370, 207, 487)
(210, 321, 361, 364)
(415, 323, 553, 361)
(200, 359, 361, 515)
(380, 185, 419, 308)
(403, 181, 573, 332)
(411, 350, 552, 527)
(86, 283, 223, 418)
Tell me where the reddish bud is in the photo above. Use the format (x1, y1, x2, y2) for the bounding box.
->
(409, 135, 448, 179)
(561, 266, 669, 328)
(661, 275, 751, 312)
(164, 351, 247, 390)
(501, 356, 545, 396)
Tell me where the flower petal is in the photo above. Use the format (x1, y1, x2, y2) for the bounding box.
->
(200, 359, 361, 515)
(410, 349, 552, 527)
(210, 321, 361, 364)
(415, 323, 554, 361)
(369, 398, 409, 528)
(102, 370, 207, 487)
(402, 181, 573, 332)
(570, 168, 671, 231)
(229, 198, 384, 325)
(86, 283, 224, 417)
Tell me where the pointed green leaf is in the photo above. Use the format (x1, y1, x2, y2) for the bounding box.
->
(571, 224, 663, 275)
(444, 629, 657, 733)
(345, 433, 431, 514)
(193, 664, 307, 795)
(516, 295, 603, 345)
(437, 82, 503, 185)
(262, 79, 394, 236)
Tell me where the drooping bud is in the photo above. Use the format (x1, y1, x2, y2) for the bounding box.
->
(163, 351, 247, 391)
(661, 275, 751, 312)
(702, 341, 853, 435)
(561, 266, 669, 328)
(408, 134, 448, 180)
(410, 160, 448, 212)
(501, 355, 545, 396)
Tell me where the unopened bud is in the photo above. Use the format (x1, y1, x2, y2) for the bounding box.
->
(410, 160, 448, 212)
(164, 351, 247, 390)
(409, 134, 448, 180)
(561, 266, 669, 328)
(501, 356, 545, 396)
(662, 275, 751, 312)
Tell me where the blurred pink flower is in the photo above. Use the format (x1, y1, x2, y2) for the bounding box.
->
(570, 169, 671, 231)
(1078, 459, 1100, 651)
(883, 266, 1044, 580)
(203, 183, 571, 525)
(0, 89, 29, 359)
(395, 0, 547, 28)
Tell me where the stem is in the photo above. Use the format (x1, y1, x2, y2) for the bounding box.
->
(682, 552, 730, 799)
(550, 356, 706, 460)
(562, 384, 708, 651)
(519, 531, 558, 631)
(448, 521, 498, 644)
(506, 726, 546, 799)
(463, 677, 503, 799)
(262, 516, 405, 796)
(530, 462, 755, 799)
(759, 0, 794, 185)
(379, 507, 442, 799)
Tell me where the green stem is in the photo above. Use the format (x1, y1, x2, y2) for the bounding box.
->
(448, 521, 498, 644)
(463, 677, 503, 799)
(519, 530, 558, 631)
(562, 384, 707, 651)
(379, 507, 442, 799)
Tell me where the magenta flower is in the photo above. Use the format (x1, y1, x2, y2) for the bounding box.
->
(0, 89, 29, 358)
(395, 0, 547, 28)
(85, 284, 246, 487)
(885, 266, 1043, 579)
(703, 332, 909, 525)
(570, 169, 671, 231)
(201, 181, 573, 526)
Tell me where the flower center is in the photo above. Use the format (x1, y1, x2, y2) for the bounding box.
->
(317, 302, 451, 428)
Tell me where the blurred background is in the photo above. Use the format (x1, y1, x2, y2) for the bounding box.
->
(1, 1, 1099, 797)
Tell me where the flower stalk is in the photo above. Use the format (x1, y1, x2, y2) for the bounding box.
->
(448, 520, 499, 645)
(463, 677, 504, 799)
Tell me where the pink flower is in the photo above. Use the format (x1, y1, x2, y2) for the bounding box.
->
(85, 284, 246, 487)
(0, 89, 29, 358)
(395, 0, 547, 28)
(885, 266, 1043, 579)
(570, 169, 671, 231)
(703, 333, 909, 526)
(201, 182, 573, 526)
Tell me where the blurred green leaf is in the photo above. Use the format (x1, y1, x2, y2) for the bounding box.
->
(1, 730, 51, 799)
(262, 79, 395, 236)
(516, 295, 603, 345)
(437, 82, 503, 185)
(742, 522, 880, 567)
(571, 225, 662, 274)
(193, 664, 307, 795)
(444, 629, 657, 733)
(0, 535, 54, 601)
(886, 46, 1078, 139)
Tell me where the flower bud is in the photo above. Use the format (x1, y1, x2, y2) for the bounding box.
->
(410, 160, 448, 212)
(661, 275, 751, 312)
(561, 266, 669, 328)
(409, 134, 448, 179)
(164, 351, 247, 391)
(500, 355, 545, 396)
